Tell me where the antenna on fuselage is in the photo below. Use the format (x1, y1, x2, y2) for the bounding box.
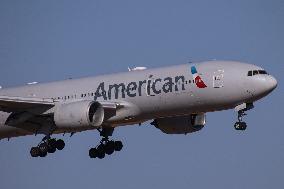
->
(27, 82, 38, 85)
(128, 66, 147, 71)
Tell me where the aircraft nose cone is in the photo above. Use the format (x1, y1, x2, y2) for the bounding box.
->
(251, 75, 277, 100)
(266, 75, 277, 93)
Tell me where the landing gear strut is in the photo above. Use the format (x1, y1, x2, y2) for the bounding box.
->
(234, 103, 254, 131)
(30, 136, 65, 158)
(89, 128, 123, 159)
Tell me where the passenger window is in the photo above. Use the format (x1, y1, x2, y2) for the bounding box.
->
(247, 71, 252, 76)
(253, 70, 258, 75)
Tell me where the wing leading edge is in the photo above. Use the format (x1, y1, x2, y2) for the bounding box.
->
(0, 96, 55, 113)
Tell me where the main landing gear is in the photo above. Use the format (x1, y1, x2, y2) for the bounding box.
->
(30, 136, 65, 158)
(234, 103, 254, 131)
(89, 128, 123, 159)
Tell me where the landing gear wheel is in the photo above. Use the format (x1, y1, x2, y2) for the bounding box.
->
(47, 146, 56, 153)
(56, 139, 65, 150)
(39, 151, 48, 157)
(89, 148, 98, 158)
(30, 147, 40, 157)
(241, 122, 247, 130)
(97, 144, 106, 159)
(234, 122, 247, 130)
(47, 138, 57, 153)
(39, 151, 47, 157)
(114, 141, 123, 152)
(39, 143, 48, 153)
(105, 141, 115, 155)
(38, 143, 48, 157)
(49, 138, 57, 148)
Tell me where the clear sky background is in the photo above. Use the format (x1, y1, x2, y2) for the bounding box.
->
(0, 0, 283, 189)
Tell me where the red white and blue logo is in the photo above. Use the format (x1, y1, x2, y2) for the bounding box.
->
(191, 66, 207, 88)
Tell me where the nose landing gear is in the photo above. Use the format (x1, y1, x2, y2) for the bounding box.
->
(234, 103, 254, 131)
(89, 128, 123, 159)
(30, 137, 65, 158)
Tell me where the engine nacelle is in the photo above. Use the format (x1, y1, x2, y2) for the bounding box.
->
(151, 113, 206, 134)
(54, 101, 104, 128)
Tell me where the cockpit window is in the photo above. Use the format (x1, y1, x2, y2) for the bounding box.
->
(259, 70, 268, 74)
(248, 70, 268, 76)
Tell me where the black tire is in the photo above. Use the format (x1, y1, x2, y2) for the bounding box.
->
(97, 144, 105, 159)
(39, 151, 47, 157)
(89, 148, 98, 158)
(56, 139, 65, 150)
(30, 147, 40, 157)
(49, 138, 57, 149)
(105, 141, 115, 155)
(97, 151, 105, 159)
(114, 141, 123, 152)
(39, 143, 48, 153)
(47, 146, 56, 153)
(234, 122, 241, 130)
(241, 122, 247, 130)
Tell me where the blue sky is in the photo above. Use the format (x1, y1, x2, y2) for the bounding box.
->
(0, 0, 283, 188)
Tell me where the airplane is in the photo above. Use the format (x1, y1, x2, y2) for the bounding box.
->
(0, 60, 277, 159)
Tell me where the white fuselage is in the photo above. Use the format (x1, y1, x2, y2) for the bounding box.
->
(0, 61, 277, 139)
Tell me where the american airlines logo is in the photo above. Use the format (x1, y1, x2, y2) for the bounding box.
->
(94, 65, 207, 100)
(191, 66, 207, 88)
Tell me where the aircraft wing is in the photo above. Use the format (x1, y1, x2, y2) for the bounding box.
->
(0, 96, 125, 135)
(0, 96, 55, 113)
(0, 96, 122, 126)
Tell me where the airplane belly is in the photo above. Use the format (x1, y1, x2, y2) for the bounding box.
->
(152, 90, 196, 117)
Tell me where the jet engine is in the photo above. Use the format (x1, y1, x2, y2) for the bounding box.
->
(151, 113, 206, 134)
(54, 101, 104, 128)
